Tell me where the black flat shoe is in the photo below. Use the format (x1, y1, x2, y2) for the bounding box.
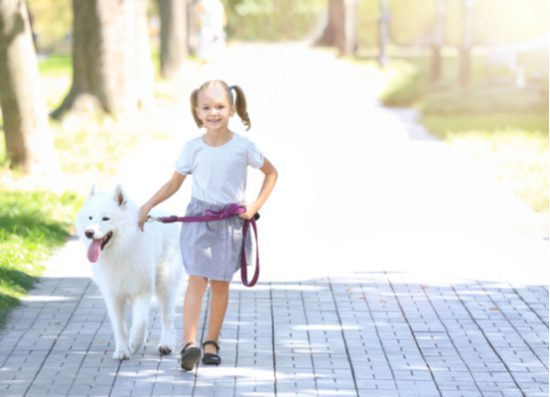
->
(180, 342, 201, 371)
(201, 340, 221, 366)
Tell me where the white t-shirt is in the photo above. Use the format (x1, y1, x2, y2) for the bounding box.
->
(175, 133, 264, 205)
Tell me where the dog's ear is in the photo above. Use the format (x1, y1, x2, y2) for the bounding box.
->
(114, 184, 127, 207)
(85, 183, 96, 202)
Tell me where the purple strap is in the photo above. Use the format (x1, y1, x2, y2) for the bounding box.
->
(240, 216, 259, 287)
(157, 203, 245, 223)
(156, 204, 260, 287)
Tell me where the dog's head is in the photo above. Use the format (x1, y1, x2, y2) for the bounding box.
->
(76, 184, 138, 263)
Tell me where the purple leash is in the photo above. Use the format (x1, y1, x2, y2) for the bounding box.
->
(149, 204, 260, 287)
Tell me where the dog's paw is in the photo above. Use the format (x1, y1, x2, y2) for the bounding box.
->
(112, 349, 131, 361)
(158, 328, 175, 355)
(129, 337, 145, 354)
(158, 344, 173, 355)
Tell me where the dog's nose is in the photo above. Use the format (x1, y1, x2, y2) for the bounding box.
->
(85, 230, 94, 239)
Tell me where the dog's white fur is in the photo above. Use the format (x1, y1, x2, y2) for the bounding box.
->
(76, 185, 183, 360)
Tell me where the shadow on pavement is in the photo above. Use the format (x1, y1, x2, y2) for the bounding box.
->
(0, 271, 547, 396)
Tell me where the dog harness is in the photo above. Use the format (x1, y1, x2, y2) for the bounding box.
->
(148, 204, 260, 287)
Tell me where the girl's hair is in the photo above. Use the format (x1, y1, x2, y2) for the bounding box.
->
(190, 80, 251, 130)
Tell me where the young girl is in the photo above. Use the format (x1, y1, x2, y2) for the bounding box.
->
(138, 80, 277, 371)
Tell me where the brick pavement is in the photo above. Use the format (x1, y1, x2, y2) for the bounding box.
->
(0, 257, 547, 396)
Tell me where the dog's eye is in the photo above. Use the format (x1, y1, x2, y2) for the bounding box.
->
(102, 217, 110, 221)
(88, 216, 92, 220)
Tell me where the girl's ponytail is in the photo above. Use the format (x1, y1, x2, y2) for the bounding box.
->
(190, 88, 203, 128)
(230, 85, 251, 131)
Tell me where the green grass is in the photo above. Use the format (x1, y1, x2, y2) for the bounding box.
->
(420, 85, 548, 115)
(0, 191, 82, 328)
(379, 58, 430, 107)
(424, 113, 549, 213)
(379, 54, 548, 114)
(39, 54, 72, 110)
(52, 119, 139, 176)
(372, 53, 549, 214)
(37, 53, 71, 76)
(423, 113, 548, 137)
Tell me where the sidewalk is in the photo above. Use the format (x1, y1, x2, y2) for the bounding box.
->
(0, 43, 548, 397)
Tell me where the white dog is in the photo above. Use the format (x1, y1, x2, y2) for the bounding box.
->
(76, 185, 183, 360)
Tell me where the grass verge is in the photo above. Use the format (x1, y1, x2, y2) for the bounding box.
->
(423, 113, 548, 213)
(0, 191, 83, 328)
(375, 54, 548, 214)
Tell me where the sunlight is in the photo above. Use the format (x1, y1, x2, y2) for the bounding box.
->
(21, 295, 72, 302)
(294, 324, 362, 331)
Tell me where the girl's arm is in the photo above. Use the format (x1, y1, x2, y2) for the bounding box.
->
(241, 157, 278, 220)
(138, 172, 187, 230)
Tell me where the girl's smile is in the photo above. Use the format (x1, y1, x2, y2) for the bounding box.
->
(196, 86, 234, 133)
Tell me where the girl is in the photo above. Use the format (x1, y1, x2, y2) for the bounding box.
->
(138, 80, 277, 371)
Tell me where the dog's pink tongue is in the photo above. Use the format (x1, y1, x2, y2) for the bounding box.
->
(87, 240, 102, 263)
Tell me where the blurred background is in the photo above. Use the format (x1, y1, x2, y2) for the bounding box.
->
(0, 0, 548, 325)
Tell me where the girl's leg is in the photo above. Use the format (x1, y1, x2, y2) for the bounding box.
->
(183, 275, 209, 346)
(204, 279, 230, 354)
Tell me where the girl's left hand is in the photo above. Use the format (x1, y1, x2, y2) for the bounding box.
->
(239, 207, 257, 220)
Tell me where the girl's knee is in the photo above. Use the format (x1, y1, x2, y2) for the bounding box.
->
(188, 275, 208, 286)
(209, 280, 229, 293)
(186, 276, 208, 295)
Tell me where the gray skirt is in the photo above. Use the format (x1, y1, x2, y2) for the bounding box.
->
(179, 198, 246, 281)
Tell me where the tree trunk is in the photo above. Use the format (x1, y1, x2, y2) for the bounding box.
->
(317, 0, 357, 56)
(52, 0, 153, 119)
(377, 0, 390, 66)
(341, 0, 357, 56)
(159, 0, 188, 79)
(459, 0, 474, 87)
(316, 0, 339, 46)
(133, 0, 154, 108)
(431, 0, 447, 82)
(0, 0, 58, 175)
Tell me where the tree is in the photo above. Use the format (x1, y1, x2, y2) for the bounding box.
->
(459, 0, 474, 86)
(431, 0, 447, 82)
(52, 0, 153, 119)
(159, 0, 188, 79)
(317, 0, 358, 56)
(377, 0, 390, 66)
(0, 0, 58, 175)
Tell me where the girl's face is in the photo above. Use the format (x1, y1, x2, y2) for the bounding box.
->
(195, 85, 234, 132)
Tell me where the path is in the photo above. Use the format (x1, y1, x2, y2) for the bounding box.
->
(0, 43, 547, 397)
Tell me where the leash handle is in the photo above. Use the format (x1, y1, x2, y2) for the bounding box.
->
(241, 218, 260, 287)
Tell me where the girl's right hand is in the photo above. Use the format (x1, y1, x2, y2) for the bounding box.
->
(138, 172, 186, 231)
(138, 206, 149, 231)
